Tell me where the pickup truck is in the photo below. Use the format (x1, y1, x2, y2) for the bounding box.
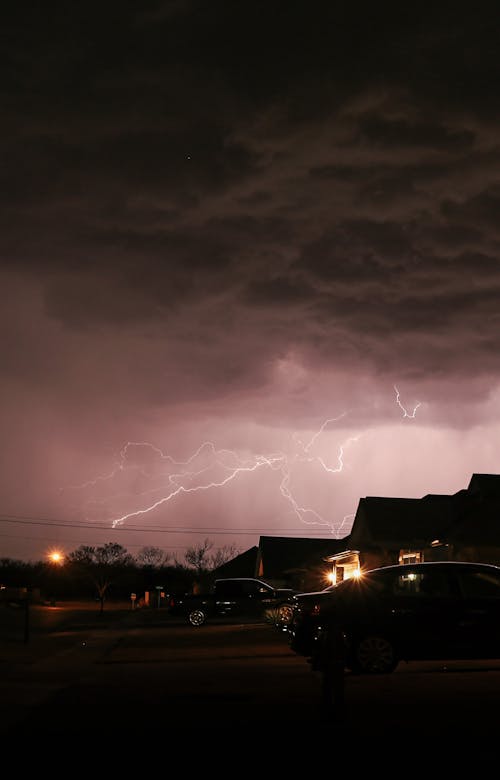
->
(168, 577, 297, 627)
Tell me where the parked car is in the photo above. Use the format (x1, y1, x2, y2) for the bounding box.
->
(288, 561, 500, 673)
(168, 577, 297, 626)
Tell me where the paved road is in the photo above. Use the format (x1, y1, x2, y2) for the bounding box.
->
(1, 606, 320, 734)
(2, 603, 500, 754)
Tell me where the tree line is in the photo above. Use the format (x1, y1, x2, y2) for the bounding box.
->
(0, 539, 239, 608)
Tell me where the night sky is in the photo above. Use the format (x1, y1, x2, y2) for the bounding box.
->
(2, 2, 500, 562)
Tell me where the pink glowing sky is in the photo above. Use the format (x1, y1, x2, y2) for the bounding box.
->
(1, 3, 500, 561)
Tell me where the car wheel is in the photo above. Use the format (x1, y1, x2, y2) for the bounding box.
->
(187, 608, 207, 627)
(276, 603, 294, 626)
(351, 635, 398, 674)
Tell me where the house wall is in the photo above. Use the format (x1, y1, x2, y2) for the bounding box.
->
(450, 545, 500, 565)
(360, 548, 397, 571)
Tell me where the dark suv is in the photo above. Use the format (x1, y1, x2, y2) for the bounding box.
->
(288, 561, 500, 673)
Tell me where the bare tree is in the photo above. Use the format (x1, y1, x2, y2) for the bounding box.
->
(208, 544, 241, 570)
(184, 538, 214, 576)
(182, 539, 240, 577)
(136, 546, 170, 568)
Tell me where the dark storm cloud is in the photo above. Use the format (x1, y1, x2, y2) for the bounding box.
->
(358, 116, 475, 151)
(243, 277, 315, 306)
(40, 213, 293, 327)
(1, 9, 499, 395)
(0, 121, 261, 263)
(441, 185, 500, 234)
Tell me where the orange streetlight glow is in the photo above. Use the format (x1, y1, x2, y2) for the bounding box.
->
(48, 550, 64, 564)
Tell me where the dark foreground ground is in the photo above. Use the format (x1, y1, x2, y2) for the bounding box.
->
(2, 601, 500, 758)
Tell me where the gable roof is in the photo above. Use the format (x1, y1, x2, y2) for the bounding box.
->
(257, 535, 349, 578)
(349, 493, 456, 548)
(211, 546, 259, 578)
(467, 473, 500, 499)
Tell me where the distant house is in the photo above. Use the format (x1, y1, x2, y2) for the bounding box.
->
(203, 537, 346, 591)
(210, 546, 259, 579)
(326, 473, 500, 583)
(255, 535, 349, 591)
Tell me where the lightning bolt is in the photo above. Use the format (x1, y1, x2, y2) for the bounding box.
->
(111, 450, 286, 528)
(315, 437, 361, 474)
(337, 513, 356, 538)
(303, 412, 348, 452)
(394, 385, 421, 418)
(64, 421, 358, 534)
(63, 386, 423, 536)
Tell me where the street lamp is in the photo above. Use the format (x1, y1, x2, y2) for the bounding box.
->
(25, 549, 65, 643)
(46, 549, 65, 607)
(47, 550, 64, 565)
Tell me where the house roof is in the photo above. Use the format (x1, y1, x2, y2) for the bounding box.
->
(467, 473, 500, 499)
(346, 473, 500, 551)
(349, 493, 457, 548)
(211, 546, 259, 578)
(257, 535, 349, 577)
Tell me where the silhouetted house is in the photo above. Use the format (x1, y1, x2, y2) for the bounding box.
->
(211, 546, 259, 579)
(195, 546, 259, 590)
(256, 535, 349, 591)
(197, 537, 347, 592)
(446, 474, 500, 563)
(326, 473, 500, 582)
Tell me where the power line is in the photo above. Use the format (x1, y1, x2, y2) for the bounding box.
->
(0, 531, 198, 551)
(0, 513, 339, 537)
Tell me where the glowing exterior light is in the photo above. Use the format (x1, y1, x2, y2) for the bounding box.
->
(326, 571, 336, 584)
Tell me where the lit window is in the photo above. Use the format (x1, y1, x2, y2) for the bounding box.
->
(399, 550, 423, 565)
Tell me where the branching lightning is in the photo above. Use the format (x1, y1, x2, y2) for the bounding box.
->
(111, 451, 285, 528)
(63, 386, 423, 537)
(303, 412, 348, 452)
(64, 424, 360, 535)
